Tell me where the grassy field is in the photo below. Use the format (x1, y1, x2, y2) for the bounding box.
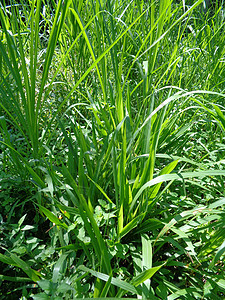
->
(0, 0, 225, 299)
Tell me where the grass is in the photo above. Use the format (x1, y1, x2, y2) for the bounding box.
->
(0, 0, 225, 299)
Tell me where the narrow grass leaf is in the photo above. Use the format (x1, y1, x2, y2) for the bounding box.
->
(78, 265, 140, 295)
(119, 213, 145, 239)
(87, 175, 114, 204)
(131, 170, 225, 213)
(209, 240, 225, 269)
(10, 253, 40, 282)
(0, 275, 32, 282)
(38, 205, 68, 229)
(154, 206, 208, 245)
(0, 253, 16, 266)
(131, 262, 166, 287)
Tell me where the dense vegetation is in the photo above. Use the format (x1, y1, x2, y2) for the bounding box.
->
(0, 0, 225, 299)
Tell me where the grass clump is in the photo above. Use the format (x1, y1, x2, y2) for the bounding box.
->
(0, 0, 225, 299)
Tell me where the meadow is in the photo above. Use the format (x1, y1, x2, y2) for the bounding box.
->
(0, 0, 225, 299)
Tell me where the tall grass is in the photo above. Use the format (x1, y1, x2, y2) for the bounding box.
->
(0, 0, 71, 159)
(0, 0, 225, 299)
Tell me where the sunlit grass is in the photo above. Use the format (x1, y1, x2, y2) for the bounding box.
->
(0, 0, 225, 299)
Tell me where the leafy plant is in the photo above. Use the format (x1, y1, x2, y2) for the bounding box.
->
(0, 0, 225, 299)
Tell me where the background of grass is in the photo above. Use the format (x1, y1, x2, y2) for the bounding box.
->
(0, 0, 225, 299)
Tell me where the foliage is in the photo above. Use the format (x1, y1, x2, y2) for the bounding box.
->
(0, 0, 225, 299)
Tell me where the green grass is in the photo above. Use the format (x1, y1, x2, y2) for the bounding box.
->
(0, 0, 225, 299)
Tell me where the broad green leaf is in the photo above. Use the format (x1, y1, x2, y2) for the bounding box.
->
(32, 293, 49, 300)
(37, 280, 56, 294)
(18, 214, 27, 227)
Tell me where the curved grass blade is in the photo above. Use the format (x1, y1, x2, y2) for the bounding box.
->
(78, 265, 141, 295)
(130, 170, 225, 213)
(10, 253, 41, 282)
(154, 206, 208, 246)
(209, 240, 225, 269)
